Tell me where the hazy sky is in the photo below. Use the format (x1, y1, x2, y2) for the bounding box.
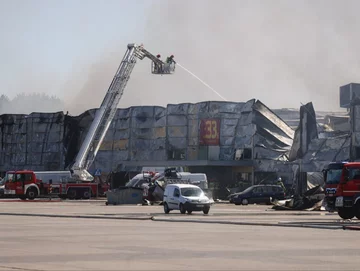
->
(1, 0, 358, 114)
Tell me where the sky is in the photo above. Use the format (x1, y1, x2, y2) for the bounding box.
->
(1, 0, 359, 115)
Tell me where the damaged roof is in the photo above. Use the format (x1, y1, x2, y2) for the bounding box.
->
(291, 135, 350, 172)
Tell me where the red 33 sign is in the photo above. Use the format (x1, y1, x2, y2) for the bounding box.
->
(199, 119, 220, 145)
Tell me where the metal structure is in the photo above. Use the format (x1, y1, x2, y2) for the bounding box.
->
(71, 43, 175, 182)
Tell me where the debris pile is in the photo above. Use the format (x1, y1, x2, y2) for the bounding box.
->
(272, 185, 325, 211)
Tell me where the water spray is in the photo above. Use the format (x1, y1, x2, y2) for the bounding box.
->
(176, 62, 228, 101)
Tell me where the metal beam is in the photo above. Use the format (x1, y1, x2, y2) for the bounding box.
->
(120, 160, 254, 167)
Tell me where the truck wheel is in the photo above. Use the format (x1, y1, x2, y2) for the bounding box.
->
(82, 190, 91, 199)
(180, 204, 186, 214)
(67, 189, 76, 200)
(338, 208, 355, 220)
(355, 202, 360, 219)
(26, 188, 38, 200)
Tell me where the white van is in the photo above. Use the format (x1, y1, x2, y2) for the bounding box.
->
(163, 184, 211, 214)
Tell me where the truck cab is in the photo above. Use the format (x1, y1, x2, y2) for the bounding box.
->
(3, 170, 41, 200)
(323, 161, 347, 212)
(334, 162, 360, 219)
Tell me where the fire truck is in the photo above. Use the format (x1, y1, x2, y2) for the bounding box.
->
(333, 162, 360, 219)
(323, 161, 347, 212)
(2, 170, 106, 200)
(3, 44, 175, 200)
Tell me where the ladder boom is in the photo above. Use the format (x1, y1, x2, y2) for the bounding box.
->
(71, 43, 168, 182)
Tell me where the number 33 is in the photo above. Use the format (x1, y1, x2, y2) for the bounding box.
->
(204, 120, 218, 139)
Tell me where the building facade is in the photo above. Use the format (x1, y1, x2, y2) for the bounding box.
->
(0, 99, 294, 192)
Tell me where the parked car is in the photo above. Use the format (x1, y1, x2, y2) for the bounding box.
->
(0, 178, 4, 197)
(163, 184, 211, 214)
(231, 185, 285, 205)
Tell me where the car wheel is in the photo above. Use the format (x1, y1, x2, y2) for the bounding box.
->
(203, 206, 210, 214)
(180, 203, 186, 214)
(164, 203, 170, 214)
(242, 198, 249, 205)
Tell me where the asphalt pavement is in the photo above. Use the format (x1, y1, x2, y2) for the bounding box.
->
(0, 200, 359, 270)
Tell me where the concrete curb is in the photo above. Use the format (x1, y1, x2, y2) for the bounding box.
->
(342, 225, 360, 231)
(199, 212, 329, 217)
(0, 212, 152, 221)
(151, 217, 343, 230)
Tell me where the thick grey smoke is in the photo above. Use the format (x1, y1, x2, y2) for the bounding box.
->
(0, 93, 64, 115)
(66, 0, 360, 114)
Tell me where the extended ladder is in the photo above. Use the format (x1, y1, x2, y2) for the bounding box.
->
(71, 44, 175, 181)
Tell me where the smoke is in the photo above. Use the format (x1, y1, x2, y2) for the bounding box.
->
(0, 93, 64, 115)
(66, 0, 360, 114)
(63, 50, 121, 115)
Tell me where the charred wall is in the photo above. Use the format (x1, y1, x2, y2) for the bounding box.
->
(0, 99, 295, 174)
(0, 112, 66, 171)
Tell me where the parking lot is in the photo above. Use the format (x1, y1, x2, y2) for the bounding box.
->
(0, 200, 359, 270)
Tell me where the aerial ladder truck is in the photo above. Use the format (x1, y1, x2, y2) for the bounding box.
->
(3, 43, 175, 200)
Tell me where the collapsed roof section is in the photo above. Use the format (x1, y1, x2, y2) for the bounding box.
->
(293, 135, 350, 172)
(285, 101, 350, 172)
(289, 102, 319, 161)
(252, 100, 294, 161)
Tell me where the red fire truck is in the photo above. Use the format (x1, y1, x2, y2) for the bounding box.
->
(323, 161, 347, 212)
(333, 162, 360, 219)
(3, 170, 108, 200)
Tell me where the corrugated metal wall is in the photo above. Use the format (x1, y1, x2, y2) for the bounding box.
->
(0, 112, 65, 171)
(0, 100, 294, 173)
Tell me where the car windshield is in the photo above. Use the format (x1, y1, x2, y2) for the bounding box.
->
(325, 169, 342, 184)
(180, 187, 202, 197)
(0, 178, 4, 185)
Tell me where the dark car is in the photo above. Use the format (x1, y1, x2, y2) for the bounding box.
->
(231, 185, 285, 205)
(0, 178, 4, 197)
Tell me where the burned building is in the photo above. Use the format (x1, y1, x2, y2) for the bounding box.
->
(1, 89, 354, 199)
(0, 112, 66, 172)
(0, 99, 294, 188)
(87, 99, 294, 191)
